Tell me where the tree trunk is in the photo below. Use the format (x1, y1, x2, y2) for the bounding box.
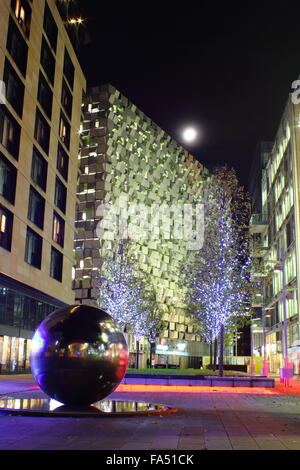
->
(136, 340, 139, 369)
(149, 341, 153, 368)
(213, 338, 218, 371)
(209, 342, 213, 369)
(219, 324, 224, 377)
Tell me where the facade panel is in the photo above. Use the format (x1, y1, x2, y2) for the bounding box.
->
(74, 84, 210, 366)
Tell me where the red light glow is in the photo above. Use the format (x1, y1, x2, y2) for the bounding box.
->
(115, 384, 279, 395)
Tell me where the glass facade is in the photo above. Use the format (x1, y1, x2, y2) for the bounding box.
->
(254, 110, 299, 375)
(0, 335, 31, 373)
(0, 284, 59, 372)
(0, 285, 55, 331)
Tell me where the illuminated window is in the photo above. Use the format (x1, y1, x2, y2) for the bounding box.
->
(11, 0, 32, 38)
(6, 15, 28, 76)
(59, 112, 70, 150)
(61, 79, 73, 118)
(0, 204, 13, 251)
(0, 214, 6, 233)
(52, 211, 65, 248)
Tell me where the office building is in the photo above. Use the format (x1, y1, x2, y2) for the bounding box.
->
(0, 0, 86, 372)
(250, 95, 300, 374)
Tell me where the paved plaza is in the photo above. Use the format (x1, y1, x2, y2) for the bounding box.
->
(1, 375, 300, 451)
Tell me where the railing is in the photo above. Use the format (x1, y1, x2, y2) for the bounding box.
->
(250, 239, 269, 252)
(250, 213, 268, 225)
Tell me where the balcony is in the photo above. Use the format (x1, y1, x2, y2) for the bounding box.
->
(250, 239, 269, 257)
(251, 297, 264, 308)
(250, 213, 268, 233)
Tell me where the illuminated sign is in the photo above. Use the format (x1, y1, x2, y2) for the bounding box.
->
(155, 342, 188, 356)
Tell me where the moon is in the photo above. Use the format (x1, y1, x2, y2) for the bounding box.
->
(182, 127, 198, 143)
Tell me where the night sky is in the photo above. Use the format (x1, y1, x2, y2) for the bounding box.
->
(77, 1, 300, 189)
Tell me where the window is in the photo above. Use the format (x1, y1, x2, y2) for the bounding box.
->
(34, 108, 50, 154)
(52, 211, 65, 247)
(40, 36, 55, 85)
(6, 15, 28, 76)
(0, 152, 17, 205)
(61, 79, 73, 118)
(43, 3, 58, 52)
(286, 215, 295, 248)
(31, 146, 48, 192)
(0, 106, 21, 160)
(0, 204, 13, 251)
(28, 185, 45, 230)
(63, 48, 74, 89)
(54, 177, 67, 214)
(50, 246, 63, 282)
(57, 143, 69, 181)
(59, 111, 70, 150)
(11, 0, 32, 38)
(37, 71, 53, 119)
(3, 58, 25, 118)
(25, 226, 42, 269)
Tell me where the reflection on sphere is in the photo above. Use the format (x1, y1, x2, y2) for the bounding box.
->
(30, 305, 128, 406)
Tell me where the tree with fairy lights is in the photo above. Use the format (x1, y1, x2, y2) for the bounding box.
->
(183, 166, 251, 376)
(132, 306, 166, 368)
(95, 242, 158, 367)
(129, 283, 161, 368)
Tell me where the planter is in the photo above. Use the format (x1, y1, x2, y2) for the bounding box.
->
(123, 373, 275, 388)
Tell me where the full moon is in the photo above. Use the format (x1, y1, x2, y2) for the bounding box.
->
(182, 127, 197, 143)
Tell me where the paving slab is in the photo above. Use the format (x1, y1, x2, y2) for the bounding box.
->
(0, 374, 300, 451)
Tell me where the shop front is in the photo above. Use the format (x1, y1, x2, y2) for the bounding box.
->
(153, 341, 192, 369)
(0, 335, 32, 373)
(266, 332, 282, 375)
(0, 274, 67, 374)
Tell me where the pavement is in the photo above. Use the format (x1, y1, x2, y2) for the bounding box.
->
(1, 374, 300, 452)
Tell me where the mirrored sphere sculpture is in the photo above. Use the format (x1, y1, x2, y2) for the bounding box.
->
(30, 305, 128, 406)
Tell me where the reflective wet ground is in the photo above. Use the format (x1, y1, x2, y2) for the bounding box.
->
(0, 397, 177, 417)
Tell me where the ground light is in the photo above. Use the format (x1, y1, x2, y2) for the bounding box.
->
(115, 384, 280, 395)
